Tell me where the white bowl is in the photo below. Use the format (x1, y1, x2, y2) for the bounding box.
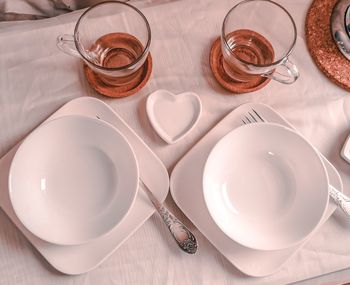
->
(203, 123, 329, 251)
(9, 115, 139, 245)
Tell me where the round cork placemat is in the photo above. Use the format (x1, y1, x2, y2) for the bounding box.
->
(209, 36, 272, 94)
(84, 54, 152, 98)
(305, 0, 350, 91)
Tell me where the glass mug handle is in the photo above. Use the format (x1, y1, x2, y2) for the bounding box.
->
(56, 34, 80, 58)
(266, 58, 300, 84)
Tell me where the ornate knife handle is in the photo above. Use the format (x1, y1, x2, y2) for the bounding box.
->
(158, 205, 198, 254)
(329, 186, 350, 216)
(140, 180, 198, 254)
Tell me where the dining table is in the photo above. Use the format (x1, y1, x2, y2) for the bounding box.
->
(1, 0, 350, 284)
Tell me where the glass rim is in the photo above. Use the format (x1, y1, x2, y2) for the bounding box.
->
(74, 0, 152, 71)
(221, 0, 297, 68)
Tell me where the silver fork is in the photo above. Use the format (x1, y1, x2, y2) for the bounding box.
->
(242, 109, 350, 216)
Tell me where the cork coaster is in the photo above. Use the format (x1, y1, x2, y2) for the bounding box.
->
(305, 0, 350, 91)
(84, 54, 152, 98)
(209, 36, 272, 94)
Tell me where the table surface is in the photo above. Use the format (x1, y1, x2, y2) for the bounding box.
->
(1, 0, 350, 284)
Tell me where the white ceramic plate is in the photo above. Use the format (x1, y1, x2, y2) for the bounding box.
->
(0, 97, 169, 275)
(171, 102, 342, 277)
(9, 115, 139, 246)
(203, 123, 329, 251)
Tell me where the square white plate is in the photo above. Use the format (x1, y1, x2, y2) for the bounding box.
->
(170, 102, 343, 277)
(0, 97, 169, 275)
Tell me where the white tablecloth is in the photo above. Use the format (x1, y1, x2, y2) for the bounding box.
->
(1, 0, 350, 284)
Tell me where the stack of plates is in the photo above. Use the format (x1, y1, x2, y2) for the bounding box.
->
(202, 123, 329, 251)
(8, 115, 139, 246)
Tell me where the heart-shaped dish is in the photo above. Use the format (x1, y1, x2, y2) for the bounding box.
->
(146, 90, 202, 144)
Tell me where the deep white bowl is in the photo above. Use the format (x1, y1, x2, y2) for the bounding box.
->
(203, 123, 329, 251)
(9, 115, 139, 245)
